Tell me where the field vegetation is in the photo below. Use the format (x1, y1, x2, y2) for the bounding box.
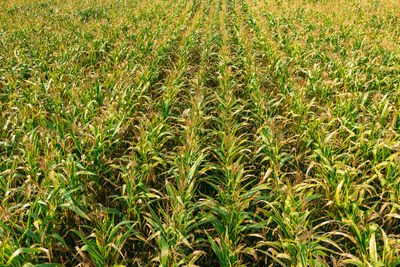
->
(1, 0, 400, 265)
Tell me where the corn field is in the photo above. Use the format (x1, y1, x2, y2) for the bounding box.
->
(1, 0, 400, 265)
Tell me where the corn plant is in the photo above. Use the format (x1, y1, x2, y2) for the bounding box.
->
(1, 0, 400, 265)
